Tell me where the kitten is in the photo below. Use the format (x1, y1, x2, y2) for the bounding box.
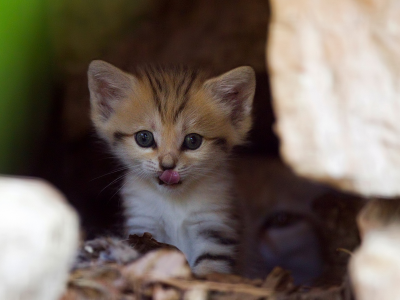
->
(234, 156, 326, 284)
(87, 60, 255, 276)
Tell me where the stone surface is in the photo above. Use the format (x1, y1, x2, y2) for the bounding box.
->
(0, 177, 79, 300)
(350, 198, 400, 300)
(268, 0, 400, 197)
(357, 198, 400, 238)
(350, 228, 400, 300)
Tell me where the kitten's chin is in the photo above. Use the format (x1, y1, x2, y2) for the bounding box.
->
(154, 177, 187, 194)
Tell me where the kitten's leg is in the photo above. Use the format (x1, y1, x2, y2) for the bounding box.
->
(186, 217, 238, 276)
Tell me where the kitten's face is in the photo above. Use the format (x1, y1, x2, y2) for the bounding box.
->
(88, 62, 255, 192)
(105, 86, 234, 191)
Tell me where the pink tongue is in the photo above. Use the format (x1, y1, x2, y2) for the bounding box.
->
(159, 170, 180, 185)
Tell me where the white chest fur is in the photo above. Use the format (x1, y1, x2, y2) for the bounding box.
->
(121, 172, 237, 270)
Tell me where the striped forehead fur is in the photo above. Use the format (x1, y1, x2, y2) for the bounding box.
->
(132, 65, 209, 124)
(88, 61, 255, 149)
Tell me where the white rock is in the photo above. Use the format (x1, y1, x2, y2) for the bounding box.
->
(357, 199, 400, 239)
(350, 199, 400, 300)
(268, 0, 400, 197)
(0, 177, 79, 300)
(350, 228, 400, 300)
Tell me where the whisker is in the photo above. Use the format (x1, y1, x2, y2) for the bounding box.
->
(90, 166, 129, 181)
(98, 173, 127, 196)
(109, 171, 134, 200)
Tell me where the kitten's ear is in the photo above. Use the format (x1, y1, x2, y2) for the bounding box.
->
(204, 66, 255, 132)
(88, 60, 134, 120)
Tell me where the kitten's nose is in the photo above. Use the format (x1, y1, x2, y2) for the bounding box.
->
(160, 163, 175, 171)
(159, 154, 177, 170)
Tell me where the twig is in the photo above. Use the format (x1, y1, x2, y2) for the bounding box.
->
(336, 248, 353, 256)
(148, 277, 275, 297)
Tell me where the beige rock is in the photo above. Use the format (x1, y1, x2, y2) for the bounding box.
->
(268, 0, 400, 197)
(350, 199, 400, 299)
(357, 198, 400, 238)
(0, 177, 79, 300)
(350, 228, 400, 300)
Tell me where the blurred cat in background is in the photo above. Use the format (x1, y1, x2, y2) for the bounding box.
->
(234, 157, 327, 284)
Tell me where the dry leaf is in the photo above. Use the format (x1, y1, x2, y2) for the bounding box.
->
(124, 249, 192, 281)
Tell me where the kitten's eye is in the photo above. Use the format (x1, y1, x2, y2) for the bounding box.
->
(183, 133, 203, 150)
(135, 130, 154, 148)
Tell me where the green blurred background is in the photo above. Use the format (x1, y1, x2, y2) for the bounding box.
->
(0, 0, 146, 174)
(0, 0, 51, 174)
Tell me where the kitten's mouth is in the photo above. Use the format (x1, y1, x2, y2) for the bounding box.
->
(158, 179, 182, 186)
(158, 170, 182, 186)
